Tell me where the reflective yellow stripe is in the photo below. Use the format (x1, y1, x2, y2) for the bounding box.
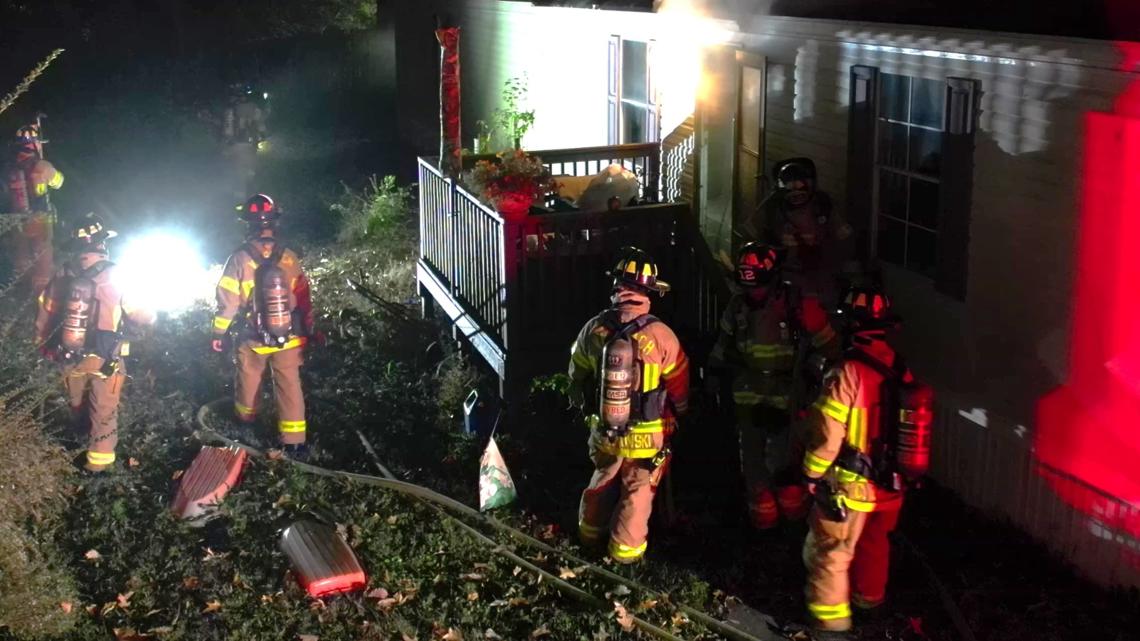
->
(745, 344, 795, 356)
(733, 391, 788, 409)
(34, 183, 47, 196)
(250, 336, 307, 354)
(279, 420, 307, 433)
(642, 362, 660, 392)
(86, 451, 116, 465)
(603, 420, 663, 459)
(571, 345, 593, 368)
(241, 280, 255, 297)
(234, 401, 256, 418)
(662, 360, 677, 375)
(804, 451, 832, 475)
(214, 316, 232, 331)
(847, 407, 867, 452)
(812, 325, 836, 347)
(807, 602, 851, 621)
(608, 539, 647, 561)
(218, 276, 241, 294)
(814, 396, 851, 423)
(579, 521, 603, 540)
(47, 171, 64, 189)
(835, 467, 870, 484)
(840, 495, 876, 513)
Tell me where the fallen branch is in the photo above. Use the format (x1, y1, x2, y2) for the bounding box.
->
(0, 49, 65, 117)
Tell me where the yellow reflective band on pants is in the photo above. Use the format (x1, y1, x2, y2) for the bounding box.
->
(808, 601, 852, 621)
(251, 336, 307, 354)
(234, 401, 256, 419)
(601, 421, 663, 458)
(608, 538, 647, 562)
(734, 390, 789, 409)
(86, 450, 115, 466)
(279, 420, 307, 434)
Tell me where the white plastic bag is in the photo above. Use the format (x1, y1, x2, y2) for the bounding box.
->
(478, 437, 517, 511)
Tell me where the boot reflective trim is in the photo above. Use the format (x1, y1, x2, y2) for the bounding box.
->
(608, 539, 647, 563)
(86, 450, 115, 465)
(279, 420, 307, 434)
(234, 402, 257, 421)
(808, 601, 852, 621)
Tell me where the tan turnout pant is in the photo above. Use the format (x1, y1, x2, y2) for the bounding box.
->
(578, 429, 668, 563)
(64, 355, 125, 469)
(234, 342, 307, 445)
(803, 503, 901, 631)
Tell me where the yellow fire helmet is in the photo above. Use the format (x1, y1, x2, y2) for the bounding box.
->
(608, 246, 670, 295)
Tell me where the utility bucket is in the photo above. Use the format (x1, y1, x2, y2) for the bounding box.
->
(170, 445, 247, 525)
(280, 520, 367, 598)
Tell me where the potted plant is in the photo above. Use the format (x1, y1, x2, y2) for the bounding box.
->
(464, 149, 557, 220)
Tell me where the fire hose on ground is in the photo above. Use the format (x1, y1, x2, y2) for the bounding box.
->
(195, 399, 771, 641)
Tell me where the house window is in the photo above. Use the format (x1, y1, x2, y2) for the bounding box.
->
(608, 37, 657, 144)
(874, 73, 944, 277)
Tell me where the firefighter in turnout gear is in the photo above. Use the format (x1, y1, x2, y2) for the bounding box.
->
(801, 286, 932, 632)
(741, 158, 856, 308)
(708, 243, 840, 530)
(5, 124, 64, 298)
(569, 248, 690, 564)
(212, 194, 315, 457)
(35, 214, 155, 472)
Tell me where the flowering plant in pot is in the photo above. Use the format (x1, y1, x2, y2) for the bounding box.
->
(464, 149, 557, 219)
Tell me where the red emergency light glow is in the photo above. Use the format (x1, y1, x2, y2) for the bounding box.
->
(1034, 41, 1140, 539)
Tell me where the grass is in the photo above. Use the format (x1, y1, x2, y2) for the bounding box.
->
(2, 177, 1138, 641)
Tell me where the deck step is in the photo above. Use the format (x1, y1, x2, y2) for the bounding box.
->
(170, 445, 247, 525)
(280, 520, 367, 598)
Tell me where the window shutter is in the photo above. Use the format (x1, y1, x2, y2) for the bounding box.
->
(608, 35, 620, 146)
(935, 77, 981, 299)
(845, 65, 878, 262)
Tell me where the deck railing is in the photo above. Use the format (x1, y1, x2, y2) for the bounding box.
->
(463, 143, 662, 202)
(419, 150, 731, 394)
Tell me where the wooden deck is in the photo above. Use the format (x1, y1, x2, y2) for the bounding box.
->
(417, 145, 728, 407)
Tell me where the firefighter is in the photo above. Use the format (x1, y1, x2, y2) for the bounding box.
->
(801, 286, 932, 632)
(741, 158, 857, 308)
(5, 124, 64, 298)
(569, 247, 690, 564)
(221, 85, 267, 200)
(708, 243, 840, 530)
(35, 214, 155, 472)
(212, 194, 314, 458)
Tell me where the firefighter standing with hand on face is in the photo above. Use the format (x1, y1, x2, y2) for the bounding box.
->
(212, 194, 315, 459)
(569, 248, 690, 564)
(707, 243, 840, 530)
(5, 124, 64, 299)
(35, 214, 155, 473)
(800, 286, 933, 633)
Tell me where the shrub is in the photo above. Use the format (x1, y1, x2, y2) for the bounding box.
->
(331, 174, 414, 247)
